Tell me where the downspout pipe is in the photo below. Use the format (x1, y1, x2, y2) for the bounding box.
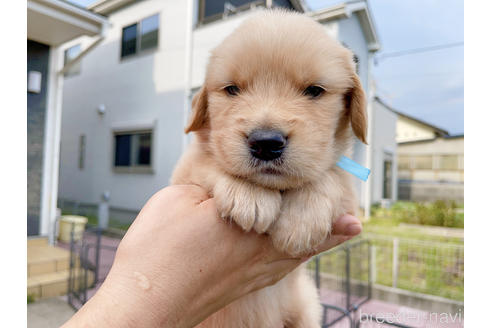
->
(364, 50, 376, 220)
(182, 0, 195, 152)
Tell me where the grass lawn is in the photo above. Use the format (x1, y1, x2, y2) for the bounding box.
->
(311, 212, 464, 301)
(61, 211, 132, 232)
(362, 216, 463, 244)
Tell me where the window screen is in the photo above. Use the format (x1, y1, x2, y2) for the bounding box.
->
(140, 14, 159, 51)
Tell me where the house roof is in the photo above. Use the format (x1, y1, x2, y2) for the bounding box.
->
(374, 96, 449, 137)
(309, 0, 380, 52)
(27, 0, 108, 46)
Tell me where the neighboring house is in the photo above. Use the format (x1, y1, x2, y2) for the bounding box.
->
(27, 0, 108, 240)
(58, 0, 387, 225)
(370, 97, 398, 205)
(396, 109, 448, 144)
(393, 106, 463, 202)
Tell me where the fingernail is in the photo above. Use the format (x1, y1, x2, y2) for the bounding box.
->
(345, 223, 362, 236)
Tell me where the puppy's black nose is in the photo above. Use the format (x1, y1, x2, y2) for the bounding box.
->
(247, 129, 287, 161)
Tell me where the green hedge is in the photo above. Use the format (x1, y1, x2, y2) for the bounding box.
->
(372, 201, 464, 228)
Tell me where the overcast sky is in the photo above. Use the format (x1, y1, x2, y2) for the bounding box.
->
(70, 0, 464, 135)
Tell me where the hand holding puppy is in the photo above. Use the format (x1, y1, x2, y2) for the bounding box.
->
(62, 185, 361, 328)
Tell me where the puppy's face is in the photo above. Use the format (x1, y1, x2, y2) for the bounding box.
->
(187, 11, 367, 190)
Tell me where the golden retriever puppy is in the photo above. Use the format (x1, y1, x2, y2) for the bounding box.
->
(171, 9, 366, 328)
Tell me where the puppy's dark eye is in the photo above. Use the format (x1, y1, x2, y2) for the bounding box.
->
(224, 85, 240, 96)
(303, 85, 325, 99)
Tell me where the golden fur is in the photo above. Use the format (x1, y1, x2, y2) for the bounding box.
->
(171, 9, 367, 328)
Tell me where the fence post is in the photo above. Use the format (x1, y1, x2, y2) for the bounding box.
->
(370, 245, 377, 285)
(314, 255, 321, 290)
(392, 238, 399, 288)
(346, 246, 351, 310)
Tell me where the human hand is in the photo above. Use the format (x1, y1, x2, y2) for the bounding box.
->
(62, 185, 361, 328)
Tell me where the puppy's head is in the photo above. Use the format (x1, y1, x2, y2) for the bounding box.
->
(187, 10, 366, 189)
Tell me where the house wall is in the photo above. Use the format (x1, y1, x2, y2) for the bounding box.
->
(396, 116, 436, 143)
(371, 100, 398, 203)
(59, 0, 190, 221)
(337, 14, 370, 207)
(59, 2, 376, 222)
(28, 40, 51, 235)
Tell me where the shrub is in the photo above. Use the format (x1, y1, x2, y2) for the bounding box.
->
(372, 201, 463, 228)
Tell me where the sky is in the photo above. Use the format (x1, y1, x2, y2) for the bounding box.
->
(70, 0, 464, 135)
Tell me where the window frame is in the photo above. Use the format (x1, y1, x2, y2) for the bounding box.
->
(64, 44, 82, 77)
(112, 129, 154, 174)
(120, 13, 160, 60)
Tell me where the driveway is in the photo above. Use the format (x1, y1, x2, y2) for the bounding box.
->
(27, 297, 75, 328)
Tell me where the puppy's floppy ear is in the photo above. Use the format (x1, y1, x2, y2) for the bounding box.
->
(345, 74, 367, 144)
(185, 87, 208, 133)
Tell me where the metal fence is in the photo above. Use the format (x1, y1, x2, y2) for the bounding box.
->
(366, 234, 464, 301)
(309, 235, 464, 327)
(308, 238, 416, 328)
(66, 224, 119, 310)
(61, 220, 462, 325)
(308, 239, 372, 327)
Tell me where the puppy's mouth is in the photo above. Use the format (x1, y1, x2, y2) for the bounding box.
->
(260, 167, 283, 175)
(250, 157, 285, 175)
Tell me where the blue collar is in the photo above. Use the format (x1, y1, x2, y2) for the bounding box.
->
(336, 155, 371, 181)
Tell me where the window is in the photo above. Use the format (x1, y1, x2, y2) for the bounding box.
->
(398, 156, 411, 170)
(414, 155, 433, 169)
(79, 135, 86, 170)
(121, 24, 137, 57)
(439, 155, 459, 170)
(121, 14, 159, 58)
(353, 54, 360, 74)
(114, 131, 153, 173)
(140, 14, 159, 51)
(197, 0, 295, 25)
(64, 44, 81, 76)
(383, 159, 393, 199)
(341, 43, 360, 75)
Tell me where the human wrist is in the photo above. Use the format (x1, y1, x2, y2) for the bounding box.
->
(62, 266, 190, 328)
(98, 267, 187, 327)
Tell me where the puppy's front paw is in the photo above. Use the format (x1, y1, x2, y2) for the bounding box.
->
(270, 193, 334, 256)
(214, 176, 281, 233)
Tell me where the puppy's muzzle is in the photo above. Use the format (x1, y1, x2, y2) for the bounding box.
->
(247, 129, 287, 161)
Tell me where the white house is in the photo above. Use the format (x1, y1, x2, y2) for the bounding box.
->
(371, 97, 399, 204)
(58, 0, 389, 229)
(27, 0, 108, 240)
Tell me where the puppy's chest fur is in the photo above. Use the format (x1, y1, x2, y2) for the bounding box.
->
(170, 141, 356, 328)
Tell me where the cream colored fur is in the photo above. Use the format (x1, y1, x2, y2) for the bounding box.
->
(171, 9, 367, 328)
